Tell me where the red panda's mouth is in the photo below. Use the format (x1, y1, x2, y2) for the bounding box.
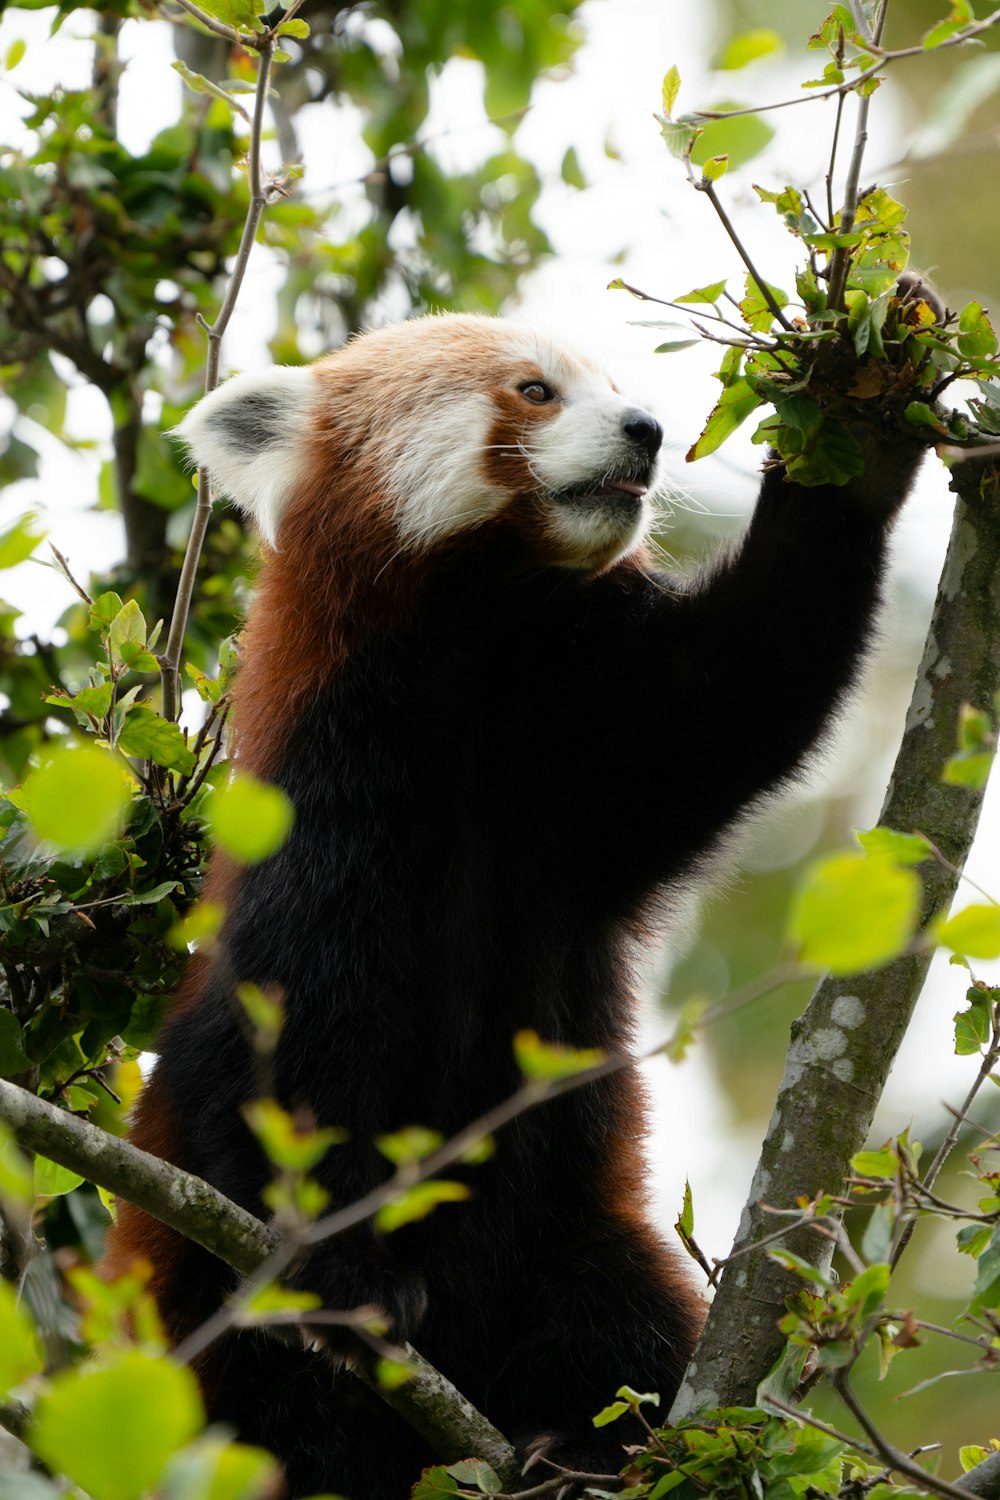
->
(551, 471, 652, 507)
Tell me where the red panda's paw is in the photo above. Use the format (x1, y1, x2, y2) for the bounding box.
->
(295, 1256, 429, 1355)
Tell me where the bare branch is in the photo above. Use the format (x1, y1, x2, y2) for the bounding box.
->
(160, 38, 276, 723)
(693, 179, 794, 331)
(834, 1372, 975, 1500)
(826, 0, 889, 310)
(891, 1003, 1000, 1270)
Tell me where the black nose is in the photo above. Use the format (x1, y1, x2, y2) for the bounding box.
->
(622, 409, 663, 460)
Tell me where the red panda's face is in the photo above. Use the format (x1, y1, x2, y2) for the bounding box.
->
(176, 314, 663, 573)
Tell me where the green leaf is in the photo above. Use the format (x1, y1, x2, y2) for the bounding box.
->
(714, 29, 784, 70)
(615, 1384, 659, 1408)
(943, 750, 994, 789)
(195, 0, 266, 29)
(161, 1436, 280, 1500)
(4, 39, 27, 71)
(738, 275, 787, 334)
(592, 1399, 630, 1427)
(701, 154, 728, 182)
(954, 992, 992, 1055)
(686, 378, 763, 461)
(276, 16, 309, 35)
(0, 1009, 30, 1077)
(377, 1126, 444, 1165)
(937, 904, 1000, 960)
(374, 1180, 469, 1233)
(905, 400, 948, 433)
(33, 1156, 84, 1198)
(676, 1178, 694, 1240)
(90, 592, 125, 633)
(972, 1226, 1000, 1310)
(767, 1248, 829, 1285)
(661, 64, 681, 117)
(957, 1224, 992, 1258)
(108, 599, 154, 672)
(171, 60, 250, 121)
(851, 1145, 899, 1179)
(118, 706, 196, 775)
(788, 852, 920, 974)
(242, 1099, 345, 1172)
(560, 146, 585, 190)
(923, 0, 976, 50)
(0, 512, 45, 569)
(0, 1122, 32, 1204)
(64, 682, 114, 720)
(208, 772, 294, 864)
(855, 827, 931, 866)
(861, 1202, 894, 1265)
(675, 280, 727, 306)
(961, 1446, 992, 1474)
(410, 1468, 459, 1499)
(446, 1459, 501, 1494)
(241, 1284, 321, 1320)
(0, 1280, 42, 1396)
(8, 745, 130, 853)
(844, 1262, 889, 1314)
(31, 1352, 203, 1500)
(658, 116, 700, 159)
(689, 106, 775, 171)
(376, 1357, 416, 1390)
(513, 1029, 605, 1080)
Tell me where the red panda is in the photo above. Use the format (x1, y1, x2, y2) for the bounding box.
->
(106, 313, 923, 1498)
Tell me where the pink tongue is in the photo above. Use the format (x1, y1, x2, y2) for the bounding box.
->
(607, 479, 648, 497)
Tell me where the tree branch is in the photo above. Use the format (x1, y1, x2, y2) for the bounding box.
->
(0, 1077, 518, 1478)
(834, 1372, 975, 1500)
(671, 455, 1000, 1419)
(160, 36, 276, 723)
(957, 1446, 1000, 1500)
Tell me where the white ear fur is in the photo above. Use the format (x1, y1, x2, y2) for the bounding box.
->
(174, 366, 318, 546)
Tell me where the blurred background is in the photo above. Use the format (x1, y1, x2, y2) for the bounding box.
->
(1, 0, 999, 1467)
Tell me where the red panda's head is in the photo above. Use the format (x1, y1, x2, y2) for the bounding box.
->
(176, 314, 662, 575)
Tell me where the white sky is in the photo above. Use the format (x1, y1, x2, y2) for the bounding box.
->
(0, 0, 997, 1259)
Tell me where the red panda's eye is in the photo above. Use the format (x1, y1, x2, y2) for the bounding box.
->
(518, 381, 557, 404)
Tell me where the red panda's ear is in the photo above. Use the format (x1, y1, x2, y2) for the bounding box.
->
(173, 366, 318, 546)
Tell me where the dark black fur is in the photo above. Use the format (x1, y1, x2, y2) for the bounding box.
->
(149, 458, 916, 1497)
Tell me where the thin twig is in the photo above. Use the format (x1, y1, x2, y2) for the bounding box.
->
(690, 8, 1000, 123)
(891, 1005, 1000, 1271)
(168, 964, 807, 1367)
(826, 0, 889, 311)
(762, 1393, 877, 1457)
(833, 1373, 974, 1500)
(694, 180, 794, 331)
(825, 41, 847, 228)
(160, 38, 276, 723)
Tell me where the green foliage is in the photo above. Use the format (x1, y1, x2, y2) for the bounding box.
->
(512, 1026, 606, 1079)
(0, 1276, 43, 1394)
(787, 851, 920, 974)
(374, 1179, 470, 1233)
(31, 1352, 204, 1500)
(641, 9, 1000, 485)
(207, 771, 294, 864)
